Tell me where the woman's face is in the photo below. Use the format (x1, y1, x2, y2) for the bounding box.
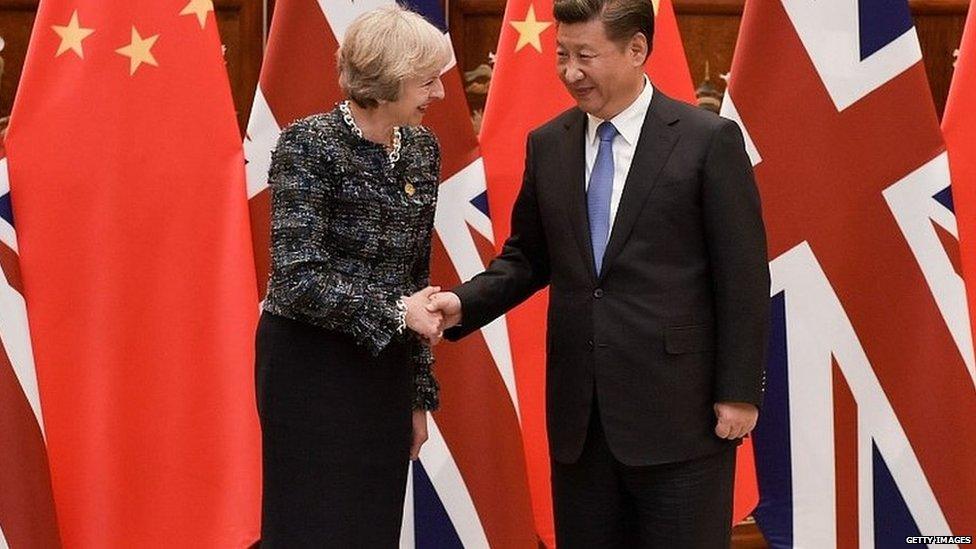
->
(384, 69, 446, 126)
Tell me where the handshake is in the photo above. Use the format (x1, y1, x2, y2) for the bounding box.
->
(401, 286, 462, 346)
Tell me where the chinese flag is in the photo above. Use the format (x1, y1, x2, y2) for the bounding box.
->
(945, 6, 976, 347)
(5, 1, 261, 546)
(479, 1, 756, 545)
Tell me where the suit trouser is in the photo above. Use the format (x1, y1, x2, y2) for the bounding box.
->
(551, 403, 736, 549)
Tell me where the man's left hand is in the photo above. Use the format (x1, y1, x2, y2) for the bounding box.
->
(713, 402, 759, 440)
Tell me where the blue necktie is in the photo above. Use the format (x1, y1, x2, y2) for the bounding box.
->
(588, 121, 617, 275)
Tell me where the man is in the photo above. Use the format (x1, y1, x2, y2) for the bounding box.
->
(429, 0, 769, 546)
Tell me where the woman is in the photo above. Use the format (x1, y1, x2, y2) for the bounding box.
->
(255, 6, 451, 546)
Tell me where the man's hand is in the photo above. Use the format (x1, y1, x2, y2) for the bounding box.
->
(403, 286, 444, 345)
(426, 291, 462, 330)
(410, 410, 429, 460)
(713, 402, 759, 440)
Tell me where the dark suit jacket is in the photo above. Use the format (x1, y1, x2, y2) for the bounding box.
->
(446, 89, 770, 466)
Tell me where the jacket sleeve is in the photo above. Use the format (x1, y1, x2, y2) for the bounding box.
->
(267, 122, 401, 355)
(407, 238, 440, 410)
(701, 118, 770, 407)
(408, 132, 440, 410)
(445, 133, 551, 340)
(410, 344, 440, 411)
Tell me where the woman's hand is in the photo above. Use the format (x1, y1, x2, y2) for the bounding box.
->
(410, 410, 429, 460)
(403, 286, 444, 345)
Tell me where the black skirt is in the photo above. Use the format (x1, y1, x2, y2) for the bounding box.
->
(255, 312, 414, 548)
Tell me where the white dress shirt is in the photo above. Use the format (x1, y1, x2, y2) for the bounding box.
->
(584, 76, 654, 242)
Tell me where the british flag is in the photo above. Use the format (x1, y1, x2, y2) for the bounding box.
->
(0, 150, 60, 547)
(244, 1, 538, 546)
(721, 0, 976, 547)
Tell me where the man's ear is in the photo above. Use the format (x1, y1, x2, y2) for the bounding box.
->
(630, 32, 649, 65)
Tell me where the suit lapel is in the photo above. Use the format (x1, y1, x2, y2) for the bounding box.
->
(599, 92, 680, 282)
(562, 110, 598, 283)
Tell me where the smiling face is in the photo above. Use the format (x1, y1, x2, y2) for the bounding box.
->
(381, 69, 446, 127)
(555, 17, 648, 120)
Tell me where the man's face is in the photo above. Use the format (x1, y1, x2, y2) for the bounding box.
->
(556, 18, 647, 120)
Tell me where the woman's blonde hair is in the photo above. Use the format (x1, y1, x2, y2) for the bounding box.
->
(337, 6, 452, 108)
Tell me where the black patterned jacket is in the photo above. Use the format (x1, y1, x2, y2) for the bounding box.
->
(263, 106, 440, 410)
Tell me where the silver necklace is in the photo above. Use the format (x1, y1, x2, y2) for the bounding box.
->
(339, 101, 401, 166)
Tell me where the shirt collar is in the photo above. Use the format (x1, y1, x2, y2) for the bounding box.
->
(586, 75, 654, 147)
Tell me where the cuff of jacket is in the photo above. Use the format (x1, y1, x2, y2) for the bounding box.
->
(713, 385, 764, 410)
(360, 295, 404, 356)
(412, 361, 440, 411)
(443, 284, 485, 341)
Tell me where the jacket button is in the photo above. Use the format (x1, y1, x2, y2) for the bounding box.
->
(587, 340, 594, 351)
(593, 288, 604, 298)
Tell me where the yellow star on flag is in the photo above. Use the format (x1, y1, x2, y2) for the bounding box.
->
(510, 4, 552, 53)
(115, 27, 160, 75)
(51, 10, 95, 59)
(180, 0, 215, 29)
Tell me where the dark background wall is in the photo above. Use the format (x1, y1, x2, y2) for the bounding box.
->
(0, 1, 969, 133)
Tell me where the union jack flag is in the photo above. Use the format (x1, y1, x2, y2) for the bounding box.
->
(721, 0, 976, 546)
(0, 149, 61, 547)
(244, 1, 538, 546)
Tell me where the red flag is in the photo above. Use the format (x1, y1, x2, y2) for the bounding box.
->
(5, 1, 261, 546)
(945, 6, 976, 349)
(0, 147, 61, 549)
(480, 1, 756, 544)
